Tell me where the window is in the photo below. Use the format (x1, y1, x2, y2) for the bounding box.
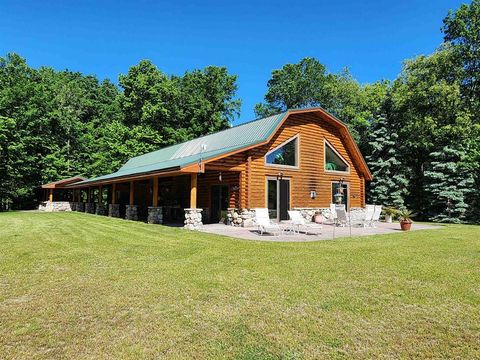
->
(325, 141, 349, 172)
(265, 136, 298, 167)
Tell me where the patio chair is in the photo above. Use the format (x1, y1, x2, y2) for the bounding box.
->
(371, 205, 382, 228)
(287, 210, 323, 235)
(253, 208, 282, 236)
(335, 205, 348, 227)
(363, 204, 375, 228)
(349, 208, 366, 227)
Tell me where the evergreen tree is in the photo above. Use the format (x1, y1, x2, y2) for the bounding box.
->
(424, 145, 474, 223)
(365, 115, 408, 208)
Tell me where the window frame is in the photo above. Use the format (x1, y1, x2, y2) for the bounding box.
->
(264, 134, 300, 170)
(324, 139, 350, 175)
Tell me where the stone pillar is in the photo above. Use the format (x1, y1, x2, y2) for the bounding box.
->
(125, 205, 138, 221)
(95, 203, 106, 216)
(85, 203, 95, 214)
(108, 204, 120, 218)
(148, 206, 163, 224)
(227, 208, 242, 226)
(77, 202, 85, 212)
(240, 209, 255, 227)
(184, 208, 203, 230)
(71, 202, 77, 211)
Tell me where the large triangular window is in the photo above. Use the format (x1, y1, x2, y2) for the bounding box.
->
(265, 135, 299, 168)
(325, 141, 349, 173)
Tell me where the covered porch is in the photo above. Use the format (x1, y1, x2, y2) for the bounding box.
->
(41, 169, 242, 229)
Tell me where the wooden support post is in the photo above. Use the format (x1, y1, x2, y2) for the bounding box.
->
(98, 185, 103, 203)
(48, 188, 53, 202)
(190, 173, 197, 208)
(152, 177, 159, 207)
(129, 181, 134, 205)
(87, 188, 91, 203)
(111, 183, 116, 204)
(247, 153, 252, 208)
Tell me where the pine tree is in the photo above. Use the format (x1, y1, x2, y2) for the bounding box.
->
(424, 145, 474, 223)
(366, 116, 408, 208)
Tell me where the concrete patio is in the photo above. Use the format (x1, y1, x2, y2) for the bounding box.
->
(199, 221, 441, 242)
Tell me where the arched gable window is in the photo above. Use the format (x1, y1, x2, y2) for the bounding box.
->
(265, 135, 299, 168)
(324, 140, 349, 173)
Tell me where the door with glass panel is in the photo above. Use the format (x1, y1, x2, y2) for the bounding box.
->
(267, 178, 290, 221)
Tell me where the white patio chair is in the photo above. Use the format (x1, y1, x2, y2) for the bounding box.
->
(371, 205, 382, 228)
(329, 203, 337, 221)
(349, 208, 366, 227)
(363, 204, 375, 228)
(253, 208, 282, 236)
(335, 205, 348, 227)
(288, 210, 323, 235)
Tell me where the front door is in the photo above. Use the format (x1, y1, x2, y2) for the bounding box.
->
(267, 178, 290, 221)
(211, 185, 229, 223)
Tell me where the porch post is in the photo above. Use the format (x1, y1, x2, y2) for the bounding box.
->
(129, 181, 134, 205)
(85, 187, 95, 213)
(95, 185, 106, 215)
(87, 187, 91, 203)
(111, 183, 116, 204)
(48, 188, 53, 202)
(152, 176, 158, 207)
(108, 183, 120, 218)
(126, 181, 138, 221)
(190, 173, 197, 208)
(98, 185, 102, 203)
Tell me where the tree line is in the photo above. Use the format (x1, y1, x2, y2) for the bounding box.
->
(1, 1, 479, 222)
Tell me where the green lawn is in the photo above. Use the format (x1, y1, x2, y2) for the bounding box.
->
(0, 212, 479, 359)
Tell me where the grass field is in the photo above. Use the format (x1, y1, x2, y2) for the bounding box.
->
(0, 211, 479, 359)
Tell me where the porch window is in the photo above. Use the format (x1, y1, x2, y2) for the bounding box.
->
(265, 136, 298, 168)
(325, 141, 349, 172)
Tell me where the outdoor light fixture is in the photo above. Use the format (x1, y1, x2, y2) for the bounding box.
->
(277, 172, 284, 180)
(310, 190, 317, 199)
(218, 171, 222, 182)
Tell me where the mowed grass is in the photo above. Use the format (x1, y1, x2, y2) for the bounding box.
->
(0, 212, 479, 359)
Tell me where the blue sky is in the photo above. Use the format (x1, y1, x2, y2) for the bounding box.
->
(0, 0, 465, 123)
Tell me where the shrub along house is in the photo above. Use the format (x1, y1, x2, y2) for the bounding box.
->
(40, 108, 372, 229)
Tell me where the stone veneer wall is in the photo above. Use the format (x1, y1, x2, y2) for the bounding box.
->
(76, 202, 85, 212)
(108, 204, 120, 218)
(38, 201, 73, 212)
(125, 205, 138, 221)
(226, 208, 255, 227)
(184, 208, 203, 230)
(148, 207, 163, 224)
(85, 203, 95, 214)
(95, 204, 106, 216)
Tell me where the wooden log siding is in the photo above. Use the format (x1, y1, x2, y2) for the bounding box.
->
(197, 171, 241, 210)
(206, 112, 366, 209)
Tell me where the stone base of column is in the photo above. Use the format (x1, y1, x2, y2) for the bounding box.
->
(77, 202, 85, 212)
(95, 204, 106, 216)
(125, 205, 138, 221)
(85, 203, 95, 214)
(70, 202, 77, 211)
(148, 207, 163, 224)
(108, 204, 120, 218)
(184, 208, 203, 230)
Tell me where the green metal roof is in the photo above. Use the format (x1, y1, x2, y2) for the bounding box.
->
(73, 112, 287, 185)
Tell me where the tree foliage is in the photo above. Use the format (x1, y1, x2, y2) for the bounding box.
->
(0, 54, 240, 209)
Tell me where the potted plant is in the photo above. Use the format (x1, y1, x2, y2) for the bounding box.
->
(383, 207, 398, 223)
(314, 210, 323, 224)
(398, 209, 413, 231)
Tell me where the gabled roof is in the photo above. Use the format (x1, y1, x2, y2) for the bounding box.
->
(41, 176, 86, 188)
(72, 107, 372, 186)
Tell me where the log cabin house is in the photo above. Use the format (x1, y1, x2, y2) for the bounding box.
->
(39, 108, 373, 228)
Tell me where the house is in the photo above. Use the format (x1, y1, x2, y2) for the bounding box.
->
(40, 108, 372, 228)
